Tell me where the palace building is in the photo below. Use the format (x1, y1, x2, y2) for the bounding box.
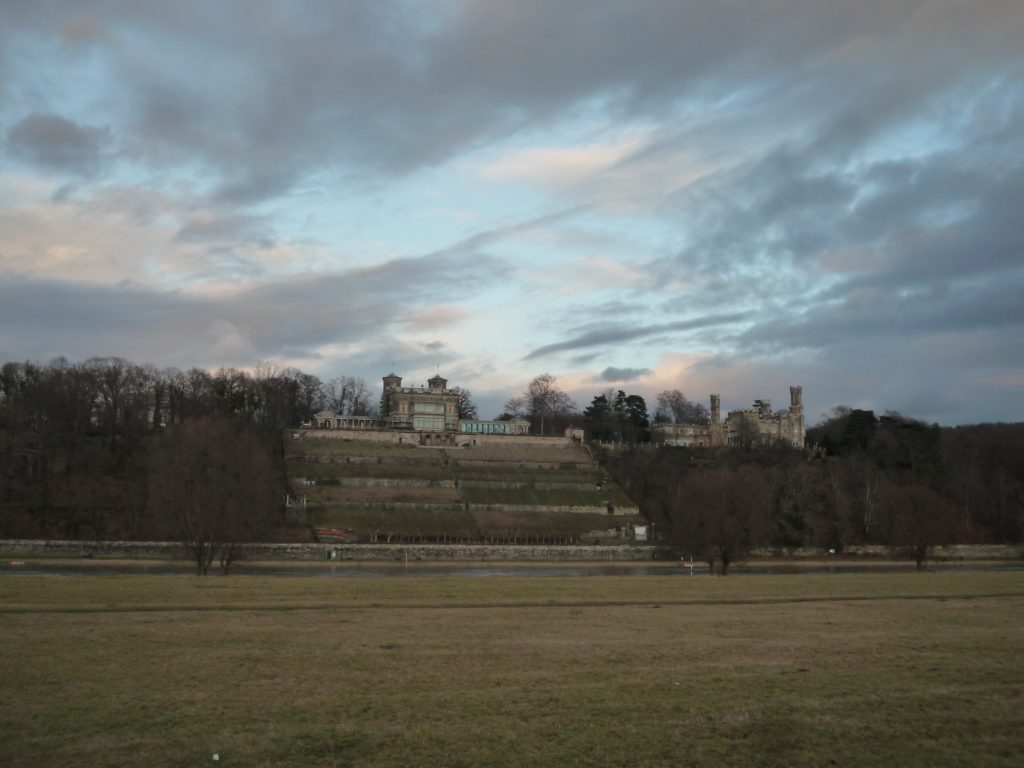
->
(651, 386, 806, 449)
(311, 373, 529, 438)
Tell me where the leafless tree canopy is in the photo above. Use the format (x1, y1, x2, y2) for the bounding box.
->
(522, 373, 576, 436)
(148, 419, 277, 574)
(655, 390, 709, 425)
(454, 387, 478, 420)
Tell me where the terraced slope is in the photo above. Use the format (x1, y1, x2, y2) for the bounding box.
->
(284, 434, 642, 544)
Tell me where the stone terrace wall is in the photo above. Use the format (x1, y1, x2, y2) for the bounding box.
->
(3, 540, 1019, 562)
(0, 539, 656, 562)
(294, 429, 573, 449)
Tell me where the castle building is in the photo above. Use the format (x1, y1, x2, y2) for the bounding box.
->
(380, 373, 459, 432)
(652, 386, 805, 448)
(311, 373, 529, 437)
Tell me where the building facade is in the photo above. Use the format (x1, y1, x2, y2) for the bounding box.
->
(652, 386, 805, 449)
(312, 373, 529, 436)
(379, 373, 460, 432)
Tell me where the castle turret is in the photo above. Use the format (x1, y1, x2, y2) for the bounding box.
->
(427, 374, 447, 393)
(789, 385, 803, 412)
(710, 393, 722, 447)
(381, 373, 402, 418)
(789, 385, 805, 448)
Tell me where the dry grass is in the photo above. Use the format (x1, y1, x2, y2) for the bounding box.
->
(1, 572, 1022, 767)
(306, 485, 462, 504)
(310, 506, 478, 538)
(297, 440, 446, 459)
(449, 444, 592, 463)
(453, 466, 602, 482)
(462, 485, 635, 508)
(289, 461, 451, 481)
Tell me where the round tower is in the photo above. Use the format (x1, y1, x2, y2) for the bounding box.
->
(381, 373, 402, 418)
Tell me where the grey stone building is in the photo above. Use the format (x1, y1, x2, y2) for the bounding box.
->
(652, 386, 805, 448)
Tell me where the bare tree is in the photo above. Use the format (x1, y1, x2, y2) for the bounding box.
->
(454, 388, 478, 420)
(523, 373, 576, 436)
(324, 375, 372, 415)
(349, 378, 372, 416)
(655, 390, 709, 425)
(678, 466, 769, 575)
(502, 396, 526, 419)
(149, 419, 277, 574)
(883, 482, 957, 570)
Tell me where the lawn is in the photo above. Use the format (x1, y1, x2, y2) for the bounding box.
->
(1, 571, 1022, 767)
(461, 485, 635, 508)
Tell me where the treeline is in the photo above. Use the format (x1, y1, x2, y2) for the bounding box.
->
(0, 356, 364, 541)
(601, 408, 1024, 571)
(580, 389, 708, 443)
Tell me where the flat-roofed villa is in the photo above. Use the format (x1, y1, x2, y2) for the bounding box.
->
(310, 373, 529, 444)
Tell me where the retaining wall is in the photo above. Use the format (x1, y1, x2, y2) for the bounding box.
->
(458, 480, 603, 491)
(0, 539, 656, 562)
(2, 540, 1018, 562)
(295, 430, 573, 449)
(750, 544, 1024, 560)
(297, 477, 456, 489)
(467, 503, 641, 516)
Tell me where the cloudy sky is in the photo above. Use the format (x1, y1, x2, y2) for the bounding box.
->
(2, 1, 1022, 424)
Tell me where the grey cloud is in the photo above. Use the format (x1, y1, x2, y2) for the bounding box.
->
(597, 367, 652, 382)
(643, 78, 1024, 356)
(738, 273, 1024, 353)
(280, 346, 323, 360)
(174, 212, 276, 248)
(568, 353, 601, 367)
(6, 113, 110, 175)
(10, 2, 1019, 201)
(0, 248, 506, 370)
(523, 312, 752, 360)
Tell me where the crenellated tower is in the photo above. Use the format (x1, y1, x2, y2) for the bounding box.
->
(710, 393, 722, 446)
(789, 385, 805, 448)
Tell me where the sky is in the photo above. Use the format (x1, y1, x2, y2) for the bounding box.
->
(1, 1, 1022, 425)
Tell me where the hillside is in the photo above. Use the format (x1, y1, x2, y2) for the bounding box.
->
(285, 433, 642, 544)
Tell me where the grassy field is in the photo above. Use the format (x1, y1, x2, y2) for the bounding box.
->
(290, 461, 452, 481)
(461, 485, 635, 508)
(309, 506, 479, 539)
(3, 571, 1021, 767)
(306, 485, 462, 504)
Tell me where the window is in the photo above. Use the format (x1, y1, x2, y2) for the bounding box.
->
(413, 415, 444, 431)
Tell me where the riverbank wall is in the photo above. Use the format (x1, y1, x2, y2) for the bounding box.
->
(0, 539, 659, 562)
(1, 540, 1020, 563)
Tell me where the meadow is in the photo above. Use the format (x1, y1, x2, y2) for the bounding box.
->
(1, 571, 1022, 767)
